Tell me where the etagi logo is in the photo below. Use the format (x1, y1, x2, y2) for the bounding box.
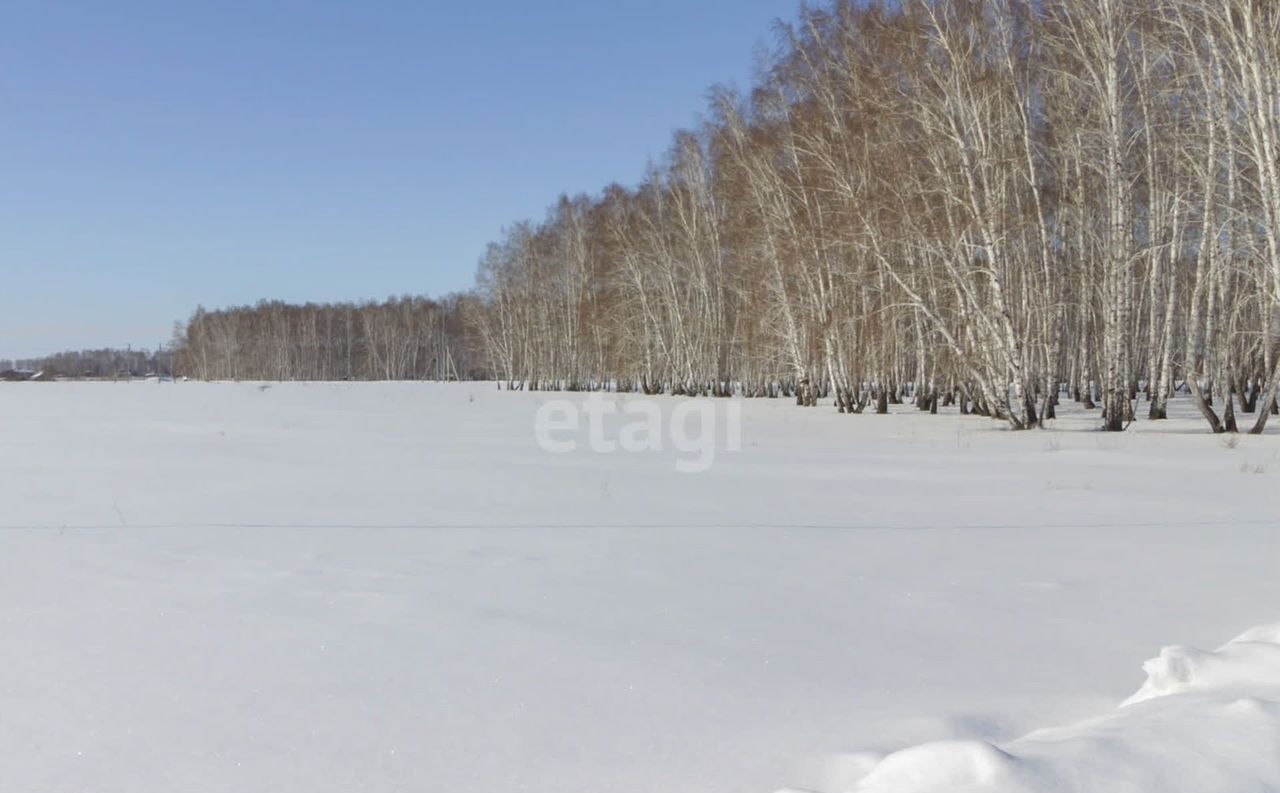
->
(534, 395, 742, 474)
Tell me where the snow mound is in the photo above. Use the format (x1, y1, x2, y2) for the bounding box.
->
(1124, 622, 1280, 706)
(837, 622, 1280, 793)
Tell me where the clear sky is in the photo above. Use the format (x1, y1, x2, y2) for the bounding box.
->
(0, 0, 796, 359)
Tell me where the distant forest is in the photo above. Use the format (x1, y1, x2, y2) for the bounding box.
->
(178, 297, 482, 382)
(2, 348, 173, 379)
(19, 0, 1280, 435)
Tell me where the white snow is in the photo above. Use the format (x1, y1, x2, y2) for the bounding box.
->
(2, 381, 1279, 793)
(842, 623, 1280, 793)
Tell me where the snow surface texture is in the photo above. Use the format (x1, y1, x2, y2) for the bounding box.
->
(800, 623, 1280, 793)
(3, 382, 1280, 793)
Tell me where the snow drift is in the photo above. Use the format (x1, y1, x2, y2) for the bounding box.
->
(826, 622, 1280, 793)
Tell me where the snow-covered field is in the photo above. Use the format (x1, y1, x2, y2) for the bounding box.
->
(2, 382, 1278, 793)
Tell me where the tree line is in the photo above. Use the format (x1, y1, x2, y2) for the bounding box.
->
(175, 297, 482, 382)
(164, 0, 1280, 435)
(3, 348, 173, 379)
(467, 0, 1280, 433)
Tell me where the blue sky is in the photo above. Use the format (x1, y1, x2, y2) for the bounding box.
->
(0, 0, 795, 358)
